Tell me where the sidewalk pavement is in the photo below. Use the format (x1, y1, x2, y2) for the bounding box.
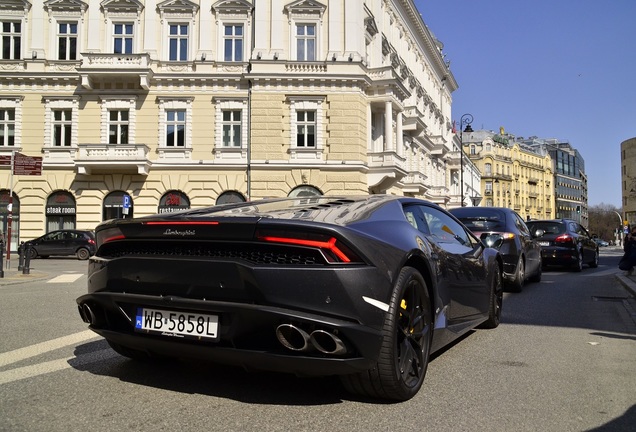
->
(0, 264, 48, 285)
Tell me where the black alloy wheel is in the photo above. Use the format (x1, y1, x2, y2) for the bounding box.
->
(573, 249, 584, 272)
(28, 247, 38, 260)
(589, 249, 599, 268)
(479, 267, 502, 329)
(340, 266, 432, 401)
(528, 261, 542, 283)
(510, 257, 525, 292)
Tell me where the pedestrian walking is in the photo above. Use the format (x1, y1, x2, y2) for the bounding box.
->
(619, 226, 636, 275)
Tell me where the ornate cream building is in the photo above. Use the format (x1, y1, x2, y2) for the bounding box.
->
(0, 0, 475, 250)
(462, 129, 555, 221)
(621, 137, 636, 228)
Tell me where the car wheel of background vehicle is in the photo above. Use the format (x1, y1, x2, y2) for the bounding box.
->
(478, 267, 502, 329)
(589, 249, 599, 268)
(528, 261, 542, 283)
(573, 250, 583, 272)
(340, 266, 432, 401)
(28, 248, 38, 260)
(509, 257, 525, 292)
(76, 248, 90, 260)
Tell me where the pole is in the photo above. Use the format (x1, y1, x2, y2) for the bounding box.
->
(6, 150, 14, 269)
(459, 114, 473, 207)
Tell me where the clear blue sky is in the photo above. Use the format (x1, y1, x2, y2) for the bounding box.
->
(415, 0, 636, 208)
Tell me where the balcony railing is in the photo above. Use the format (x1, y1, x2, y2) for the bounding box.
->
(75, 144, 151, 175)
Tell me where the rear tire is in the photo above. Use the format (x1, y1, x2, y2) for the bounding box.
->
(340, 266, 432, 401)
(509, 257, 525, 292)
(589, 249, 599, 268)
(528, 261, 542, 283)
(573, 250, 583, 272)
(76, 247, 90, 260)
(479, 267, 502, 329)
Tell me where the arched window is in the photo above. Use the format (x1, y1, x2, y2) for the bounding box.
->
(46, 190, 76, 232)
(216, 190, 246, 205)
(288, 185, 322, 198)
(158, 190, 190, 213)
(103, 191, 133, 220)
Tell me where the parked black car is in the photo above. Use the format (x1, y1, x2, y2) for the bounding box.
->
(77, 195, 504, 401)
(525, 219, 599, 271)
(23, 229, 96, 260)
(450, 206, 542, 292)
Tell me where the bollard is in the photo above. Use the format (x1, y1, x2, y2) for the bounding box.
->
(0, 241, 4, 278)
(18, 241, 24, 271)
(22, 243, 31, 275)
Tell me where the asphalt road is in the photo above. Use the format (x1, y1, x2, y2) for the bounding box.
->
(1, 250, 635, 432)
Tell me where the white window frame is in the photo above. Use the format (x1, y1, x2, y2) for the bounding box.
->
(222, 24, 244, 62)
(112, 22, 134, 54)
(44, 0, 87, 62)
(288, 96, 324, 161)
(158, 0, 199, 62)
(167, 23, 189, 61)
(0, 97, 22, 149)
(212, 0, 252, 63)
(213, 97, 248, 160)
(295, 23, 316, 61)
(157, 97, 193, 160)
(102, 0, 143, 54)
(56, 21, 78, 60)
(99, 96, 137, 145)
(285, 0, 325, 62)
(43, 98, 79, 148)
(0, 19, 22, 60)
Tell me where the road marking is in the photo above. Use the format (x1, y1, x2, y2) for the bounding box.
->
(0, 349, 118, 385)
(0, 330, 98, 368)
(47, 274, 83, 283)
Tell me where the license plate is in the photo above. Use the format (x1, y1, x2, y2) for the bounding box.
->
(135, 307, 219, 340)
(539, 242, 550, 247)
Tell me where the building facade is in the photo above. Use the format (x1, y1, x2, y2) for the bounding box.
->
(0, 0, 464, 250)
(461, 129, 554, 221)
(621, 137, 636, 228)
(521, 137, 588, 227)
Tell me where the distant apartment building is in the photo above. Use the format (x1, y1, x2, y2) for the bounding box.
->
(0, 0, 463, 250)
(621, 137, 636, 228)
(460, 129, 554, 221)
(521, 137, 588, 227)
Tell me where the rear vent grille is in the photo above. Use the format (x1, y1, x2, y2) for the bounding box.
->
(99, 242, 325, 266)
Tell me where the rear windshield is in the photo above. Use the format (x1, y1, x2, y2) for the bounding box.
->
(526, 222, 566, 236)
(451, 209, 506, 231)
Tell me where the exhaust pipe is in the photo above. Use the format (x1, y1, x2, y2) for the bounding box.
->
(309, 330, 347, 355)
(276, 324, 312, 352)
(81, 303, 98, 326)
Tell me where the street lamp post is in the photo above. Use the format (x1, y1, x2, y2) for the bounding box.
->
(459, 113, 474, 207)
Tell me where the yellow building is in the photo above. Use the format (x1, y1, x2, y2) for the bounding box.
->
(463, 130, 555, 220)
(621, 137, 636, 227)
(0, 0, 460, 250)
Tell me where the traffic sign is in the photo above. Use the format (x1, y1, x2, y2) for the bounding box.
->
(13, 153, 42, 175)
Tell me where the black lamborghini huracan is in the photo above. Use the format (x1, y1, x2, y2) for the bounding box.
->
(77, 195, 503, 401)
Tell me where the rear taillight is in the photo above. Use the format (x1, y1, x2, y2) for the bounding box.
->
(88, 239, 96, 245)
(555, 234, 574, 244)
(96, 227, 126, 247)
(257, 231, 362, 264)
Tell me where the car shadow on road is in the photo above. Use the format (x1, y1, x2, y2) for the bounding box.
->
(70, 339, 366, 405)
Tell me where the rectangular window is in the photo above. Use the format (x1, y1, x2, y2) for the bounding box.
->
(57, 22, 77, 60)
(296, 111, 316, 147)
(1, 21, 21, 60)
(0, 109, 15, 146)
(113, 23, 133, 54)
(53, 110, 72, 147)
(166, 110, 185, 147)
(296, 24, 316, 61)
(222, 110, 241, 147)
(223, 25, 243, 62)
(169, 24, 188, 61)
(108, 110, 129, 144)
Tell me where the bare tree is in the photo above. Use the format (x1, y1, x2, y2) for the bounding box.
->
(588, 203, 623, 243)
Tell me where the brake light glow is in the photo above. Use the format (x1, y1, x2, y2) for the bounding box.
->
(259, 235, 352, 263)
(555, 234, 573, 244)
(97, 227, 126, 246)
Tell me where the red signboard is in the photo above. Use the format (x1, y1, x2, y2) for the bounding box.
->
(14, 153, 43, 175)
(0, 155, 11, 166)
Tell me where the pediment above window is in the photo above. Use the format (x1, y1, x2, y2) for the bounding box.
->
(100, 0, 144, 14)
(284, 0, 326, 18)
(0, 0, 31, 14)
(43, 0, 88, 14)
(212, 0, 253, 16)
(157, 0, 199, 19)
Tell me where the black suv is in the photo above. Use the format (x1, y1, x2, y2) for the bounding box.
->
(23, 229, 96, 260)
(525, 219, 598, 271)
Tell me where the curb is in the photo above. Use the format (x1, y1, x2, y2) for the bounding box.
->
(615, 273, 636, 297)
(0, 270, 49, 286)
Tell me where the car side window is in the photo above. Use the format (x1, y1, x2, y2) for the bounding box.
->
(419, 206, 471, 246)
(403, 205, 430, 234)
(514, 213, 530, 236)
